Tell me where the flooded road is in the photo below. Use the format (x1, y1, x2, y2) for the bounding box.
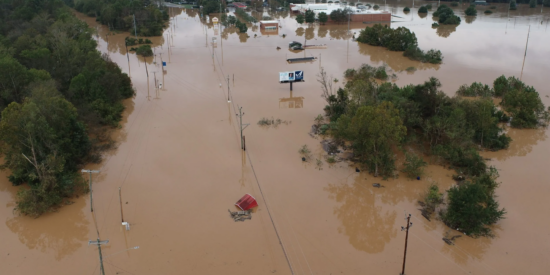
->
(1, 1, 550, 274)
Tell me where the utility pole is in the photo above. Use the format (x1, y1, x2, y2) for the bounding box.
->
(119, 187, 124, 223)
(133, 14, 137, 38)
(227, 75, 231, 102)
(153, 71, 158, 97)
(81, 169, 99, 212)
(89, 239, 109, 275)
(236, 106, 249, 150)
(160, 53, 165, 90)
(400, 214, 413, 275)
(520, 25, 531, 81)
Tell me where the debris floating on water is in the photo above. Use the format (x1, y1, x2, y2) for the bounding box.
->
(228, 209, 252, 222)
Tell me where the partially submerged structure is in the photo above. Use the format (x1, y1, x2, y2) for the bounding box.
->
(289, 3, 391, 22)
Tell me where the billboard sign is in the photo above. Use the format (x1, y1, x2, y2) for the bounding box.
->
(279, 71, 304, 83)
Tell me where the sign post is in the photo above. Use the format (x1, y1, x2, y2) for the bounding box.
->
(279, 70, 304, 91)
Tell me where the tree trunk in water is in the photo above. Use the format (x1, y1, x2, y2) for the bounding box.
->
(373, 143, 378, 177)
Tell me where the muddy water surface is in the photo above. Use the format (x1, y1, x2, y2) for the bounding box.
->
(1, 2, 550, 274)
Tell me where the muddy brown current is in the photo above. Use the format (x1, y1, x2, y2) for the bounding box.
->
(1, 1, 550, 274)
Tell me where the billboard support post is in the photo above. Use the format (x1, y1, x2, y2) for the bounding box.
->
(290, 82, 292, 91)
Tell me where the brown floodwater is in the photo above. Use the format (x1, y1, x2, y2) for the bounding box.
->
(1, 2, 550, 274)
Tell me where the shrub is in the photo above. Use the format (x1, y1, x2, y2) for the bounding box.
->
(484, 9, 493, 14)
(403, 7, 410, 12)
(433, 144, 486, 177)
(432, 22, 440, 28)
(426, 4, 433, 9)
(402, 152, 427, 179)
(299, 145, 311, 159)
(373, 4, 380, 10)
(529, 0, 536, 8)
(403, 46, 443, 64)
(136, 45, 153, 56)
(456, 82, 493, 97)
(418, 6, 428, 13)
(374, 66, 388, 80)
(451, 2, 459, 6)
(327, 156, 336, 163)
(425, 184, 443, 211)
(465, 5, 477, 16)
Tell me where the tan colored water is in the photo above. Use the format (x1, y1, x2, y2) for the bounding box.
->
(1, 2, 550, 274)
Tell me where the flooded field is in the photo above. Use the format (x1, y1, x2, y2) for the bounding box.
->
(1, 1, 550, 274)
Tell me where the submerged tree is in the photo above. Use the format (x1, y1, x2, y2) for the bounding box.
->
(341, 102, 406, 177)
(318, 12, 328, 24)
(0, 82, 90, 216)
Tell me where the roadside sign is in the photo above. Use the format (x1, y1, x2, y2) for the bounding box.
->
(279, 71, 304, 83)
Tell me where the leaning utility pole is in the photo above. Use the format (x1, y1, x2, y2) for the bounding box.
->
(400, 214, 413, 275)
(236, 106, 249, 150)
(89, 238, 109, 275)
(520, 25, 531, 81)
(81, 169, 99, 212)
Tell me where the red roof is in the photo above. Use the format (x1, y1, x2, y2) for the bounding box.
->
(235, 194, 258, 211)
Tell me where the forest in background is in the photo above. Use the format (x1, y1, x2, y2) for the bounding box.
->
(74, 0, 169, 36)
(0, 0, 134, 216)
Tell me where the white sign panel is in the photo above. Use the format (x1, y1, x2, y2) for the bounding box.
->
(279, 71, 296, 83)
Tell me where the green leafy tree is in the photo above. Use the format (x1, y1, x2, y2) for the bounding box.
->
(305, 9, 316, 24)
(465, 5, 477, 16)
(296, 13, 305, 24)
(135, 45, 153, 57)
(402, 152, 427, 179)
(235, 20, 248, 33)
(544, 0, 550, 7)
(418, 6, 428, 13)
(501, 86, 547, 128)
(0, 82, 90, 216)
(346, 102, 406, 177)
(510, 0, 517, 10)
(330, 9, 348, 24)
(433, 4, 462, 25)
(403, 7, 410, 12)
(441, 180, 505, 237)
(318, 12, 328, 24)
(529, 0, 536, 8)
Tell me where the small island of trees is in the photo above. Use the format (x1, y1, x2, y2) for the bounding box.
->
(316, 64, 549, 236)
(356, 24, 443, 64)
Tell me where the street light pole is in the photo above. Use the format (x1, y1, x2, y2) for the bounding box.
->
(81, 169, 99, 212)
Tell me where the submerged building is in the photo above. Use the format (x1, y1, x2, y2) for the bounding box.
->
(289, 3, 391, 22)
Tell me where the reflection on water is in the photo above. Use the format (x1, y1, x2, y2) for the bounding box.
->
(279, 91, 304, 109)
(491, 128, 548, 161)
(296, 27, 304, 37)
(442, 228, 494, 265)
(325, 177, 397, 254)
(465, 16, 477, 24)
(436, 24, 457, 38)
(358, 43, 440, 72)
(305, 27, 315, 40)
(5, 198, 89, 261)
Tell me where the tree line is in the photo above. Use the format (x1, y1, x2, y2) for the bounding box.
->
(317, 64, 549, 236)
(0, 0, 134, 216)
(74, 0, 169, 36)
